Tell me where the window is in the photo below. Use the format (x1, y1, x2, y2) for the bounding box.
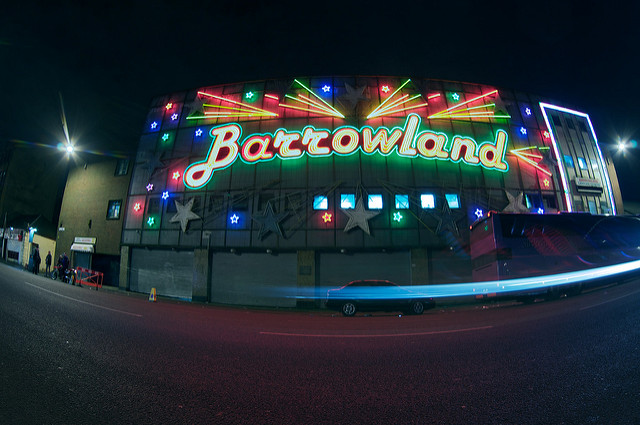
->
(395, 194, 409, 209)
(107, 200, 122, 219)
(313, 195, 328, 210)
(577, 157, 587, 170)
(115, 159, 130, 176)
(563, 155, 574, 167)
(591, 160, 599, 170)
(368, 194, 383, 209)
(420, 194, 435, 209)
(445, 193, 460, 209)
(552, 114, 562, 126)
(341, 194, 355, 209)
(566, 119, 575, 130)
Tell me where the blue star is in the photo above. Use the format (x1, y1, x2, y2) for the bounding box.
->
(195, 128, 203, 137)
(520, 127, 527, 135)
(474, 208, 483, 219)
(230, 214, 239, 224)
(322, 85, 331, 93)
(150, 121, 158, 129)
(162, 191, 169, 200)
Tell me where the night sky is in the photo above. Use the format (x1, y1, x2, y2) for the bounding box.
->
(2, 1, 640, 201)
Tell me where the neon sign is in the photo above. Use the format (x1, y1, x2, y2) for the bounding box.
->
(184, 113, 509, 190)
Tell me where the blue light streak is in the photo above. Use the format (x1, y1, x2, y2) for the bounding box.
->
(288, 259, 640, 301)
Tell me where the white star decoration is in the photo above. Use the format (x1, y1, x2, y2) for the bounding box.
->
(502, 190, 530, 213)
(170, 198, 201, 233)
(342, 198, 380, 235)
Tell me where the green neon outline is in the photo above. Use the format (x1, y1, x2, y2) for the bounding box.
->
(185, 114, 511, 190)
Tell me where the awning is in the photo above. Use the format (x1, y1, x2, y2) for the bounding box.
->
(70, 243, 94, 253)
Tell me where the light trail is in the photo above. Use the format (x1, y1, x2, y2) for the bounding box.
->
(286, 259, 640, 301)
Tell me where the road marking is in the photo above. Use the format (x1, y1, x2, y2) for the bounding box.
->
(580, 289, 640, 311)
(24, 281, 143, 317)
(260, 325, 493, 338)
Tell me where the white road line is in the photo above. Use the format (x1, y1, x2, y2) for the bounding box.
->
(260, 325, 493, 338)
(24, 281, 143, 317)
(579, 289, 640, 311)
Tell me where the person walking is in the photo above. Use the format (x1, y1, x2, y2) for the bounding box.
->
(45, 251, 52, 276)
(33, 248, 41, 275)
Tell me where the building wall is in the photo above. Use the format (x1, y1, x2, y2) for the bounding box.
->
(56, 159, 132, 281)
(118, 76, 624, 304)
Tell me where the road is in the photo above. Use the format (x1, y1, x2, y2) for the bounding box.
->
(1, 262, 639, 424)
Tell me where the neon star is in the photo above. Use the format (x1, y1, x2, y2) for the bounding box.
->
(230, 214, 239, 224)
(166, 103, 173, 110)
(451, 93, 460, 101)
(543, 178, 550, 187)
(520, 127, 527, 135)
(525, 107, 532, 116)
(322, 212, 332, 223)
(381, 85, 390, 93)
(172, 171, 180, 180)
(393, 212, 403, 222)
(245, 92, 254, 99)
(474, 208, 484, 219)
(162, 191, 169, 200)
(133, 203, 141, 212)
(146, 183, 154, 191)
(322, 85, 331, 93)
(543, 131, 550, 139)
(195, 128, 203, 137)
(161, 133, 169, 141)
(147, 217, 155, 226)
(171, 113, 178, 120)
(537, 208, 545, 214)
(150, 121, 158, 129)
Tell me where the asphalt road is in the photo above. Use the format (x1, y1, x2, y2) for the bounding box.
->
(1, 263, 639, 424)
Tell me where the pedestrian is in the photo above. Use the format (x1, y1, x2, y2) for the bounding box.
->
(45, 251, 52, 276)
(33, 247, 41, 275)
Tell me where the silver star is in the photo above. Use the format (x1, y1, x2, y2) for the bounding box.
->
(435, 201, 460, 236)
(186, 94, 206, 118)
(141, 151, 167, 178)
(252, 202, 289, 239)
(170, 198, 201, 233)
(502, 190, 530, 213)
(339, 83, 369, 111)
(342, 198, 380, 235)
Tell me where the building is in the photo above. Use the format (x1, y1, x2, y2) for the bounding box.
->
(118, 76, 623, 306)
(55, 158, 132, 285)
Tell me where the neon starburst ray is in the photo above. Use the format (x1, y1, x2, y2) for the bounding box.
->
(428, 89, 510, 121)
(508, 146, 552, 176)
(186, 91, 278, 120)
(367, 79, 428, 119)
(278, 79, 345, 119)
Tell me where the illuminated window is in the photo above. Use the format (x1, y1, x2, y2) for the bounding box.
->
(395, 194, 409, 209)
(577, 157, 587, 170)
(313, 195, 328, 210)
(591, 160, 598, 170)
(106, 200, 122, 220)
(420, 194, 435, 209)
(341, 194, 355, 209)
(368, 194, 383, 209)
(445, 194, 460, 209)
(564, 155, 574, 167)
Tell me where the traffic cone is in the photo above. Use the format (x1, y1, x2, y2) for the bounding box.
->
(149, 287, 157, 302)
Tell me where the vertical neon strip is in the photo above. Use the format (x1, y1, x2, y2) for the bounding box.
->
(539, 103, 572, 212)
(539, 102, 616, 214)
